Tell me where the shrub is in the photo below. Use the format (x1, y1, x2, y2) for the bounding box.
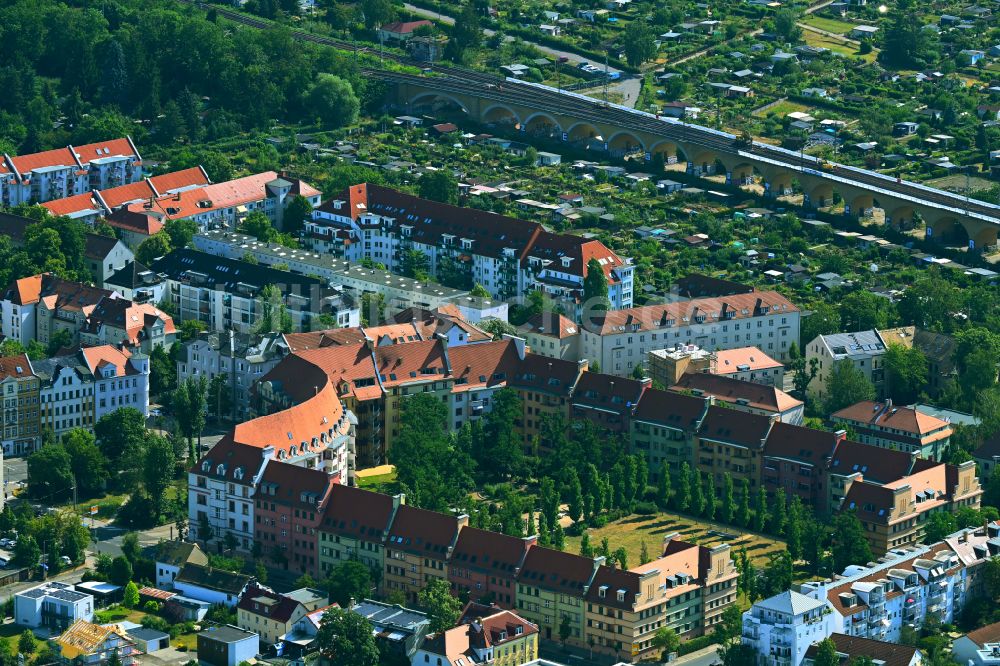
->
(634, 501, 658, 515)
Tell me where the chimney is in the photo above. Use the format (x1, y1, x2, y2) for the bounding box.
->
(834, 429, 847, 443)
(175, 191, 182, 201)
(663, 532, 680, 550)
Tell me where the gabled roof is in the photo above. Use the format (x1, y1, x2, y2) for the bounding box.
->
(698, 405, 774, 449)
(385, 504, 461, 558)
(508, 353, 582, 397)
(764, 422, 842, 464)
(320, 484, 395, 542)
(832, 400, 951, 435)
(803, 634, 920, 666)
(518, 312, 579, 339)
(450, 527, 532, 578)
(153, 541, 208, 568)
(83, 299, 175, 343)
(283, 328, 368, 351)
(56, 620, 131, 659)
(237, 586, 305, 624)
(41, 193, 101, 218)
(572, 372, 647, 413)
(517, 546, 597, 595)
(827, 439, 917, 484)
(671, 373, 801, 413)
(447, 340, 522, 392)
(374, 339, 449, 387)
(633, 388, 707, 429)
(964, 620, 1000, 648)
(0, 354, 34, 381)
(175, 563, 253, 595)
(258, 461, 336, 512)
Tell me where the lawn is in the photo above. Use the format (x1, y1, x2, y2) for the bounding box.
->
(564, 511, 786, 568)
(356, 465, 397, 489)
(800, 15, 859, 35)
(802, 30, 875, 62)
(753, 99, 811, 118)
(0, 620, 43, 654)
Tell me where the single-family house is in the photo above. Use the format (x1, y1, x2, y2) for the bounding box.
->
(172, 564, 254, 608)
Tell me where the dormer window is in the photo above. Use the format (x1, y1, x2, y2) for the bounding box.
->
(461, 238, 472, 250)
(617, 590, 626, 602)
(202, 461, 211, 472)
(216, 464, 226, 475)
(234, 467, 244, 481)
(598, 586, 607, 598)
(289, 445, 297, 457)
(515, 626, 523, 635)
(561, 257, 572, 268)
(498, 630, 507, 640)
(503, 248, 515, 258)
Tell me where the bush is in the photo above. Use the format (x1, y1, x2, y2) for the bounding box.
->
(677, 633, 717, 656)
(634, 501, 658, 515)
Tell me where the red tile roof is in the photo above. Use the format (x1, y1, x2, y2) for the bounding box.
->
(4, 275, 43, 306)
(71, 138, 138, 165)
(80, 346, 135, 378)
(803, 633, 919, 666)
(122, 172, 281, 221)
(283, 328, 368, 351)
(832, 401, 951, 436)
(584, 291, 797, 335)
(448, 340, 522, 392)
(671, 373, 802, 414)
(95, 180, 156, 210)
(0, 354, 33, 380)
(519, 312, 579, 339)
(374, 339, 448, 387)
(41, 193, 101, 218)
(148, 167, 211, 195)
(381, 19, 433, 34)
(237, 586, 305, 624)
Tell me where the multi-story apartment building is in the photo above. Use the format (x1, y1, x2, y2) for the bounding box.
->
(585, 537, 738, 662)
(517, 312, 581, 360)
(570, 372, 649, 435)
(509, 354, 586, 453)
(515, 547, 599, 648)
(742, 590, 836, 666)
(671, 373, 804, 425)
(761, 423, 845, 515)
(317, 485, 401, 578)
(0, 138, 142, 206)
(80, 298, 175, 353)
(33, 346, 150, 439)
(151, 249, 358, 334)
(745, 524, 1000, 665)
(384, 504, 466, 604)
(254, 463, 336, 577)
(0, 354, 40, 456)
(630, 388, 709, 482)
(696, 406, 776, 493)
(831, 400, 952, 461)
(110, 171, 321, 233)
(448, 528, 535, 609)
(649, 345, 784, 388)
(581, 291, 800, 377)
(306, 183, 634, 312)
(188, 360, 357, 551)
(176, 332, 290, 421)
(806, 330, 887, 401)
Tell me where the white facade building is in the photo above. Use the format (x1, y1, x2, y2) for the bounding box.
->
(742, 591, 835, 666)
(305, 183, 633, 313)
(744, 524, 1000, 666)
(806, 330, 886, 401)
(582, 291, 801, 376)
(15, 582, 94, 631)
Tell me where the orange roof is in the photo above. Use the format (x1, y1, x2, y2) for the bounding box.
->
(448, 340, 523, 392)
(374, 339, 448, 387)
(292, 344, 383, 402)
(80, 346, 133, 378)
(85, 299, 175, 343)
(230, 380, 348, 458)
(96, 180, 157, 209)
(41, 193, 101, 218)
(148, 167, 210, 195)
(6, 275, 43, 306)
(832, 401, 951, 436)
(71, 138, 137, 165)
(713, 346, 782, 373)
(107, 209, 165, 236)
(7, 147, 78, 174)
(363, 322, 423, 345)
(125, 171, 280, 221)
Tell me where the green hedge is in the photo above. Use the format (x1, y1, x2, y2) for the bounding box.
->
(677, 633, 719, 656)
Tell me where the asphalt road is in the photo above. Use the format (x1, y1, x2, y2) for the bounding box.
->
(3, 458, 26, 491)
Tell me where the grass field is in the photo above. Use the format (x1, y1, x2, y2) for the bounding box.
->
(357, 465, 397, 489)
(753, 99, 811, 117)
(802, 30, 875, 62)
(564, 511, 786, 568)
(801, 15, 859, 35)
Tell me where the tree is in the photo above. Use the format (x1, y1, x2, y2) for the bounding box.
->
(136, 233, 172, 265)
(256, 284, 293, 333)
(884, 343, 928, 403)
(753, 488, 768, 533)
(580, 533, 594, 558)
(142, 434, 176, 519)
(163, 219, 198, 250)
(470, 283, 490, 298)
(27, 444, 73, 501)
(786, 497, 805, 561)
(400, 249, 431, 281)
(721, 473, 735, 524)
(418, 170, 457, 204)
(13, 536, 40, 568)
(983, 557, 1000, 599)
(282, 195, 313, 235)
(121, 532, 141, 565)
(675, 462, 691, 512)
(46, 328, 73, 357)
(94, 408, 147, 475)
(736, 478, 751, 527)
(830, 512, 874, 573)
(879, 0, 938, 69)
(172, 377, 208, 457)
(813, 639, 840, 666)
(315, 607, 379, 666)
(61, 429, 108, 494)
(240, 211, 279, 243)
(123, 581, 140, 608)
(583, 258, 610, 312)
(478, 389, 524, 481)
(652, 627, 680, 655)
(559, 613, 572, 645)
(923, 512, 958, 544)
(208, 374, 233, 422)
(360, 0, 395, 29)
(539, 478, 560, 532)
(703, 473, 717, 520)
(623, 22, 656, 67)
(110, 555, 133, 585)
(613, 547, 628, 570)
(18, 630, 35, 655)
(772, 9, 801, 42)
(657, 462, 672, 509)
(824, 361, 876, 414)
(418, 578, 462, 635)
(326, 560, 372, 606)
(768, 489, 787, 537)
(308, 74, 359, 128)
